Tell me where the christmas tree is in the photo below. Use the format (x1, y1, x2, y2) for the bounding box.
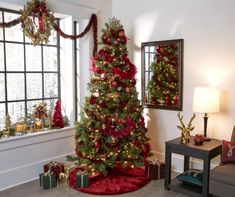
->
(52, 100, 64, 128)
(147, 44, 179, 106)
(68, 18, 151, 175)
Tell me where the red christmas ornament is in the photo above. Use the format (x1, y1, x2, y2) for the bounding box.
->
(118, 30, 125, 38)
(100, 72, 106, 80)
(111, 80, 117, 87)
(52, 99, 64, 128)
(94, 139, 101, 150)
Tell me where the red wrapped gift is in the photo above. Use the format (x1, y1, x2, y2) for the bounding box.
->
(44, 161, 64, 180)
(145, 160, 165, 180)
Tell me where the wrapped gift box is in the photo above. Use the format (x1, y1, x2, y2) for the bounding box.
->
(76, 171, 89, 188)
(44, 161, 64, 180)
(39, 172, 57, 189)
(145, 160, 165, 180)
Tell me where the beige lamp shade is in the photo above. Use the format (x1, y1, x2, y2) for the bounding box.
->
(193, 86, 220, 113)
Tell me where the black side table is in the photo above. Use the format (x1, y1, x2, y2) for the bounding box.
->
(164, 136, 222, 197)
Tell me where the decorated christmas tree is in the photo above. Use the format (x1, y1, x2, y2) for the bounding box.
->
(52, 100, 64, 128)
(147, 44, 179, 106)
(68, 18, 151, 175)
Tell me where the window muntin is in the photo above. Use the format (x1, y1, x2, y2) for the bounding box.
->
(0, 8, 60, 130)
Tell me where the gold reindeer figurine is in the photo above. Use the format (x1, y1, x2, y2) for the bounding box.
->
(57, 165, 74, 190)
(177, 112, 195, 144)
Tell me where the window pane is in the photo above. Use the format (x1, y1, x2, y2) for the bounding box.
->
(150, 46, 155, 52)
(26, 45, 42, 71)
(7, 73, 25, 100)
(27, 73, 42, 99)
(0, 12, 3, 40)
(8, 102, 25, 123)
(4, 12, 23, 42)
(0, 103, 5, 130)
(44, 73, 58, 98)
(44, 98, 56, 111)
(0, 73, 5, 101)
(43, 46, 57, 71)
(27, 100, 42, 115)
(0, 43, 4, 71)
(6, 43, 24, 71)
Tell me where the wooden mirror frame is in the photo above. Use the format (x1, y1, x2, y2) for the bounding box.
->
(141, 39, 183, 110)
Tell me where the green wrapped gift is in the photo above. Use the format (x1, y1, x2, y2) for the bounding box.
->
(39, 171, 57, 189)
(76, 171, 89, 188)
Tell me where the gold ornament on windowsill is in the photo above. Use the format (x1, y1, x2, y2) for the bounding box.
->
(177, 112, 195, 144)
(32, 101, 47, 131)
(15, 117, 29, 133)
(34, 118, 44, 131)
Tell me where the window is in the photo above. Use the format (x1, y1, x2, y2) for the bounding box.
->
(0, 8, 61, 128)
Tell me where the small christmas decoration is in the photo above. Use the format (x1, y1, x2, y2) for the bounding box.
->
(76, 171, 89, 188)
(33, 102, 47, 120)
(177, 112, 195, 144)
(15, 117, 28, 133)
(57, 165, 75, 190)
(52, 100, 64, 128)
(33, 101, 47, 130)
(3, 114, 13, 137)
(44, 161, 65, 180)
(39, 171, 57, 189)
(145, 160, 165, 180)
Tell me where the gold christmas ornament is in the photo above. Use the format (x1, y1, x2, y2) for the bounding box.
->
(107, 93, 119, 98)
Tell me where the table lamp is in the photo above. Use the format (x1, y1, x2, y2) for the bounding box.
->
(192, 86, 220, 139)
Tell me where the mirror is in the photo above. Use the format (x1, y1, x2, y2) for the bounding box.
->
(141, 39, 183, 110)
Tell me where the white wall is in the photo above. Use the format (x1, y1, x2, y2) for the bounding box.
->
(113, 0, 235, 169)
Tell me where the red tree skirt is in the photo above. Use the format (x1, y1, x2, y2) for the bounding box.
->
(68, 167, 150, 195)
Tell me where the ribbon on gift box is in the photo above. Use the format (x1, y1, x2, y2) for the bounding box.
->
(147, 159, 162, 179)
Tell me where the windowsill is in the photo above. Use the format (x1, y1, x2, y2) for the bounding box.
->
(0, 126, 75, 151)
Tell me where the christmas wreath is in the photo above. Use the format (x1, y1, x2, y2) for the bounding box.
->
(20, 0, 55, 45)
(0, 0, 98, 54)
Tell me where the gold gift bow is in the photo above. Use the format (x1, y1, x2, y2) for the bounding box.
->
(77, 170, 88, 187)
(148, 160, 161, 179)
